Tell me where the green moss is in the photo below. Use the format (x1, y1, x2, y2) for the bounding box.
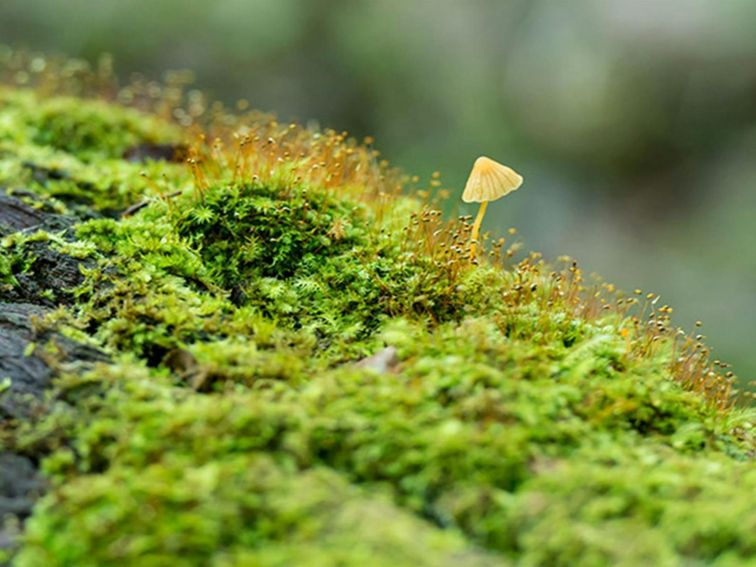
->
(12, 320, 755, 565)
(19, 454, 499, 567)
(167, 182, 479, 341)
(1, 57, 754, 567)
(0, 88, 180, 160)
(0, 246, 21, 288)
(174, 182, 371, 283)
(0, 87, 185, 214)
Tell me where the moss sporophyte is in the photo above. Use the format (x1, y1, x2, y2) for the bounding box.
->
(0, 49, 753, 566)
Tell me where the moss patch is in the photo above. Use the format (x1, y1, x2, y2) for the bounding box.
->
(0, 87, 185, 215)
(0, 53, 754, 566)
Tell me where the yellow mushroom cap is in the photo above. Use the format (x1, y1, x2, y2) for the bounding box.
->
(462, 156, 523, 203)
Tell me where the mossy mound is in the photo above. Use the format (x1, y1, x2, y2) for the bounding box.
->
(0, 54, 754, 566)
(0, 86, 185, 216)
(176, 183, 370, 283)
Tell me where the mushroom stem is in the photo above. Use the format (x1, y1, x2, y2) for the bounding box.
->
(469, 200, 489, 260)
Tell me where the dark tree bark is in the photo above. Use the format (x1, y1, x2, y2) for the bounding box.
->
(0, 188, 107, 555)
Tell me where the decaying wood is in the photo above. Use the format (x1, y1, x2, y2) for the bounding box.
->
(0, 188, 108, 551)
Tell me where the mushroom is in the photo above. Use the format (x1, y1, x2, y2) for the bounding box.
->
(462, 156, 523, 260)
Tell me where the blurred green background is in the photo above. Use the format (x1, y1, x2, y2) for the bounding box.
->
(1, 0, 755, 384)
